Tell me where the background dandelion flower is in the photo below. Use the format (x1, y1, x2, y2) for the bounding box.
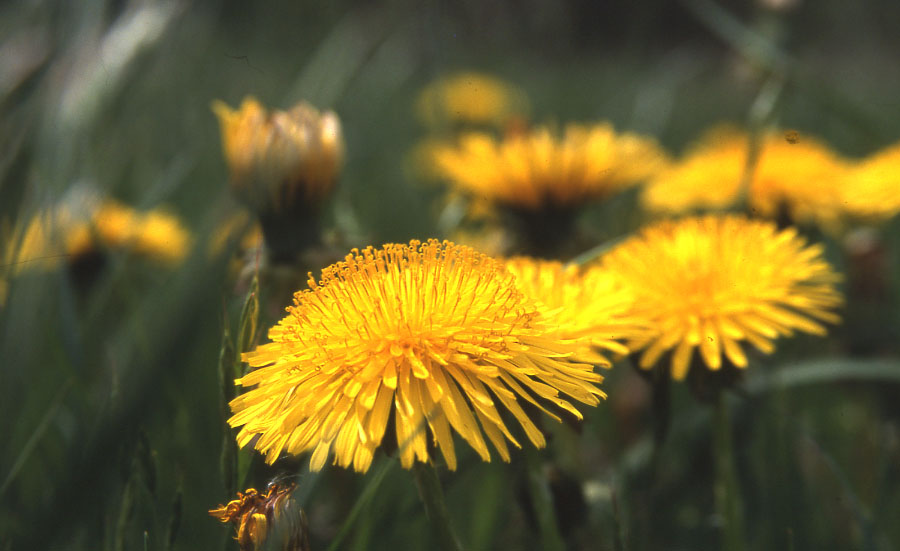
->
(415, 71, 529, 128)
(229, 240, 606, 473)
(600, 215, 843, 380)
(2, 198, 190, 272)
(504, 257, 644, 363)
(431, 124, 667, 211)
(642, 127, 849, 228)
(842, 142, 900, 222)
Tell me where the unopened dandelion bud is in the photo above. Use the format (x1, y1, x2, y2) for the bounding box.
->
(212, 96, 344, 261)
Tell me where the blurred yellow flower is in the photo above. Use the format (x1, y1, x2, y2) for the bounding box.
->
(842, 142, 900, 221)
(430, 124, 668, 211)
(212, 96, 343, 214)
(600, 215, 842, 380)
(504, 257, 643, 362)
(91, 201, 191, 264)
(210, 482, 309, 551)
(2, 199, 189, 272)
(642, 127, 849, 228)
(229, 240, 605, 473)
(416, 72, 528, 128)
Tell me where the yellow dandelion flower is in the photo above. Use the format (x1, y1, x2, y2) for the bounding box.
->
(229, 240, 605, 473)
(642, 127, 849, 228)
(416, 72, 528, 128)
(504, 257, 643, 362)
(842, 142, 900, 221)
(91, 201, 191, 264)
(212, 96, 343, 214)
(431, 124, 668, 211)
(600, 215, 842, 380)
(210, 482, 309, 551)
(2, 199, 190, 273)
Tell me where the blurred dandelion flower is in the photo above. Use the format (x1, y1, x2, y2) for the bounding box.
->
(229, 240, 605, 472)
(600, 215, 842, 380)
(212, 97, 343, 259)
(504, 257, 643, 362)
(842, 142, 900, 221)
(90, 201, 191, 263)
(642, 127, 849, 228)
(416, 72, 528, 128)
(2, 199, 189, 272)
(210, 482, 309, 551)
(432, 124, 666, 211)
(430, 124, 667, 256)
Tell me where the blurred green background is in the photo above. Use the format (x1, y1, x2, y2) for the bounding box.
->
(2, 1, 900, 550)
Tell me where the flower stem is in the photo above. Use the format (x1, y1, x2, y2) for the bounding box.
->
(412, 462, 464, 551)
(523, 447, 566, 551)
(714, 391, 746, 551)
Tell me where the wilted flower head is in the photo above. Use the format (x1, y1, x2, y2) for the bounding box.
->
(841, 142, 900, 222)
(504, 257, 643, 362)
(229, 240, 605, 473)
(642, 127, 849, 228)
(212, 96, 343, 214)
(601, 215, 842, 380)
(209, 482, 309, 551)
(416, 72, 528, 128)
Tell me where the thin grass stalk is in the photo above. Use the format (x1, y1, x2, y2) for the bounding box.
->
(412, 462, 464, 551)
(715, 392, 746, 551)
(523, 447, 565, 551)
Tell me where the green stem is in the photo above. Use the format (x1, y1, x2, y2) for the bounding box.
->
(412, 462, 464, 551)
(523, 448, 566, 551)
(714, 392, 746, 551)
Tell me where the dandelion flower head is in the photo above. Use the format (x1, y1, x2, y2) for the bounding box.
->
(504, 257, 643, 362)
(642, 127, 849, 228)
(229, 240, 606, 473)
(416, 72, 528, 128)
(841, 142, 900, 222)
(3, 199, 189, 272)
(600, 215, 842, 380)
(430, 123, 668, 211)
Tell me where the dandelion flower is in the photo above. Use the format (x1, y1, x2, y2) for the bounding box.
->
(642, 127, 849, 228)
(416, 72, 528, 128)
(229, 240, 605, 473)
(2, 199, 189, 271)
(432, 124, 667, 211)
(210, 482, 309, 551)
(600, 215, 842, 380)
(842, 142, 900, 221)
(430, 124, 667, 256)
(504, 257, 643, 362)
(90, 201, 191, 264)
